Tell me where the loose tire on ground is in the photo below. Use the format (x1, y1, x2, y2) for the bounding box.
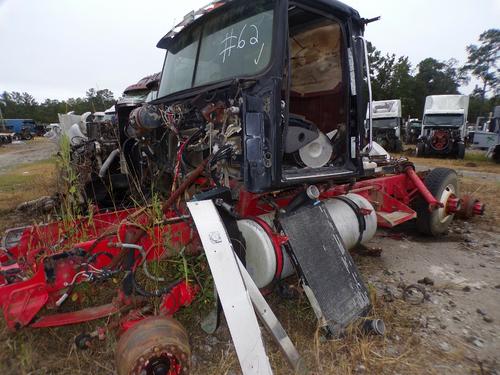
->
(115, 316, 191, 375)
(415, 168, 458, 236)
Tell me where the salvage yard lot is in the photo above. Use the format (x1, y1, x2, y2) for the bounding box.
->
(0, 140, 499, 375)
(0, 158, 57, 211)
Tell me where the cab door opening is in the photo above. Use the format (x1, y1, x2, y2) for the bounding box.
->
(281, 5, 350, 181)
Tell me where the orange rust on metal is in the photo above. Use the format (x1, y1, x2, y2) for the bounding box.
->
(162, 159, 209, 212)
(115, 316, 190, 375)
(105, 226, 146, 270)
(457, 194, 484, 219)
(201, 101, 226, 124)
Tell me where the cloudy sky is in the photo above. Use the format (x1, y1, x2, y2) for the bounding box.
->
(0, 0, 498, 101)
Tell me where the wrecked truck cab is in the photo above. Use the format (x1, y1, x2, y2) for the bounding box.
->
(154, 0, 368, 193)
(368, 99, 403, 152)
(416, 95, 469, 159)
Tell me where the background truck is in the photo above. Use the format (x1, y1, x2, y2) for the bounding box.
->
(404, 118, 422, 144)
(3, 118, 37, 140)
(369, 99, 403, 152)
(469, 106, 500, 151)
(416, 95, 469, 159)
(0, 118, 14, 145)
(478, 106, 500, 163)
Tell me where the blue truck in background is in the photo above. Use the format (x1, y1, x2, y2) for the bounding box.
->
(2, 119, 36, 140)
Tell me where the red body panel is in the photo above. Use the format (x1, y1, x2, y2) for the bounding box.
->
(0, 167, 482, 331)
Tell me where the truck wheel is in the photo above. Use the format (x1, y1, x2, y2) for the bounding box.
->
(115, 316, 190, 375)
(415, 168, 458, 236)
(457, 142, 465, 159)
(394, 140, 403, 153)
(491, 145, 500, 163)
(415, 143, 425, 157)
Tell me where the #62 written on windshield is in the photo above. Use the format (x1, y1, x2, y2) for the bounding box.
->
(219, 23, 267, 66)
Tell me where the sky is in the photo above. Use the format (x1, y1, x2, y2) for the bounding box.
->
(0, 0, 499, 102)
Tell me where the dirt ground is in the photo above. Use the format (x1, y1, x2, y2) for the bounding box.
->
(0, 140, 499, 375)
(0, 138, 58, 174)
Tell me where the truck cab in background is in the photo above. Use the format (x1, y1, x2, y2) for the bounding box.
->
(369, 99, 403, 152)
(404, 118, 421, 144)
(474, 106, 500, 163)
(469, 106, 500, 152)
(416, 95, 469, 159)
(3, 119, 36, 140)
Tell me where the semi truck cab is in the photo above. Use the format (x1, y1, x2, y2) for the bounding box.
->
(368, 99, 403, 152)
(152, 0, 371, 193)
(417, 95, 469, 159)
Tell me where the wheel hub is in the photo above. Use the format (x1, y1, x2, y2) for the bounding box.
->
(134, 349, 183, 375)
(437, 183, 456, 223)
(445, 195, 461, 215)
(148, 356, 172, 375)
(115, 316, 190, 375)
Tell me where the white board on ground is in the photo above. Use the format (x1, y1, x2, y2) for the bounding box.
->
(187, 200, 273, 375)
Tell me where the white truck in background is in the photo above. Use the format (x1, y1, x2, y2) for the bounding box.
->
(472, 106, 500, 163)
(469, 106, 500, 150)
(369, 99, 403, 152)
(416, 95, 469, 159)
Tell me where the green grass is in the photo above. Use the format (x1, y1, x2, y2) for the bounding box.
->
(464, 152, 488, 163)
(0, 157, 58, 212)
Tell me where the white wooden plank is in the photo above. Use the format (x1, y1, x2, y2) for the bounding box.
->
(187, 200, 273, 375)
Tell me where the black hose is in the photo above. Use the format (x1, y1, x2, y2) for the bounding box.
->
(130, 274, 182, 298)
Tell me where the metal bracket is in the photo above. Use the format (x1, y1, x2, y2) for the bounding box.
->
(235, 256, 308, 375)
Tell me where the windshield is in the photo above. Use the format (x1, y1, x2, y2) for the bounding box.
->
(424, 114, 464, 126)
(372, 118, 399, 128)
(146, 91, 158, 103)
(121, 91, 149, 103)
(159, 0, 274, 98)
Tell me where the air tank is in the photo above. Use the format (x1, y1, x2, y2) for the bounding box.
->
(238, 193, 377, 289)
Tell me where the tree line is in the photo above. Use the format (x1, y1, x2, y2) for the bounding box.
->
(0, 29, 498, 125)
(368, 28, 499, 122)
(0, 88, 115, 124)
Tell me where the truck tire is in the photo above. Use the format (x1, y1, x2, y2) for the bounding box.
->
(415, 143, 425, 157)
(394, 139, 403, 153)
(24, 133, 33, 141)
(415, 168, 458, 236)
(457, 142, 465, 159)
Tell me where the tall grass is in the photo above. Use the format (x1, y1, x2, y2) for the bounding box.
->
(57, 135, 83, 225)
